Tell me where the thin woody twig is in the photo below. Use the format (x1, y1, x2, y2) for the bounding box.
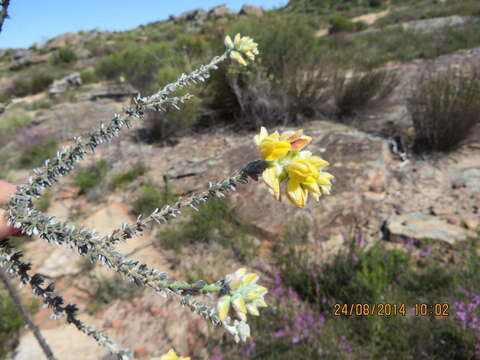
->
(0, 269, 58, 360)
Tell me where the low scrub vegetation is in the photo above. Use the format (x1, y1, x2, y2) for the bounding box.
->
(109, 162, 148, 190)
(329, 13, 367, 33)
(408, 67, 480, 153)
(95, 42, 183, 93)
(51, 47, 77, 66)
(0, 288, 24, 360)
(157, 198, 256, 261)
(213, 221, 480, 359)
(16, 138, 58, 169)
(333, 69, 398, 118)
(75, 159, 109, 194)
(88, 276, 144, 314)
(130, 180, 174, 217)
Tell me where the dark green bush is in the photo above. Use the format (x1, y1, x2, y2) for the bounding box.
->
(16, 139, 58, 169)
(407, 67, 480, 153)
(51, 47, 77, 66)
(141, 65, 201, 142)
(0, 289, 24, 359)
(158, 198, 255, 260)
(79, 70, 98, 84)
(75, 159, 109, 194)
(227, 13, 319, 79)
(201, 14, 333, 130)
(88, 276, 143, 313)
(329, 13, 357, 33)
(333, 69, 398, 117)
(95, 42, 182, 93)
(109, 162, 148, 190)
(2, 71, 56, 100)
(130, 180, 174, 217)
(176, 33, 209, 58)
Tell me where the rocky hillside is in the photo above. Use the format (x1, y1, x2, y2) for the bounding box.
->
(1, 1, 480, 359)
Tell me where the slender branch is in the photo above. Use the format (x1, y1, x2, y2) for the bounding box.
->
(0, 241, 131, 358)
(2, 50, 261, 345)
(0, 0, 10, 33)
(0, 269, 57, 360)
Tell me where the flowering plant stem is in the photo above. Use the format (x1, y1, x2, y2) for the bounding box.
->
(1, 43, 266, 357)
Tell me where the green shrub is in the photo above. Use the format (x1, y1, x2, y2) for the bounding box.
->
(328, 21, 480, 70)
(329, 13, 357, 33)
(142, 65, 201, 142)
(0, 289, 24, 359)
(3, 71, 55, 100)
(79, 70, 98, 84)
(51, 47, 77, 66)
(16, 138, 58, 169)
(0, 111, 32, 132)
(176, 33, 209, 58)
(333, 69, 398, 117)
(130, 180, 174, 217)
(109, 162, 148, 190)
(368, 0, 383, 7)
(158, 198, 255, 260)
(407, 67, 480, 153)
(227, 13, 319, 79)
(75, 159, 109, 194)
(95, 42, 182, 93)
(88, 276, 144, 314)
(198, 13, 335, 130)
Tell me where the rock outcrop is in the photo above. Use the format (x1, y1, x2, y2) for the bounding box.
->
(239, 5, 263, 16)
(48, 72, 82, 97)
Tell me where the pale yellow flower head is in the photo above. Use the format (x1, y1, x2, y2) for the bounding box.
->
(224, 33, 259, 66)
(158, 349, 190, 360)
(217, 268, 268, 323)
(254, 127, 334, 207)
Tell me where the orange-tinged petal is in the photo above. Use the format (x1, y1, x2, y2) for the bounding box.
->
(290, 136, 312, 150)
(262, 167, 280, 200)
(286, 179, 306, 207)
(280, 129, 303, 142)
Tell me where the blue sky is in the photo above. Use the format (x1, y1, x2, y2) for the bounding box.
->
(0, 0, 287, 49)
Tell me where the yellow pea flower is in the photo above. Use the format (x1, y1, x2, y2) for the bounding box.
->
(254, 127, 291, 161)
(217, 268, 268, 323)
(158, 349, 190, 360)
(254, 127, 334, 207)
(224, 33, 259, 66)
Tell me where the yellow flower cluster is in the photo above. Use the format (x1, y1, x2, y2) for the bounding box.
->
(157, 349, 190, 360)
(217, 268, 268, 322)
(224, 33, 259, 66)
(254, 127, 334, 207)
